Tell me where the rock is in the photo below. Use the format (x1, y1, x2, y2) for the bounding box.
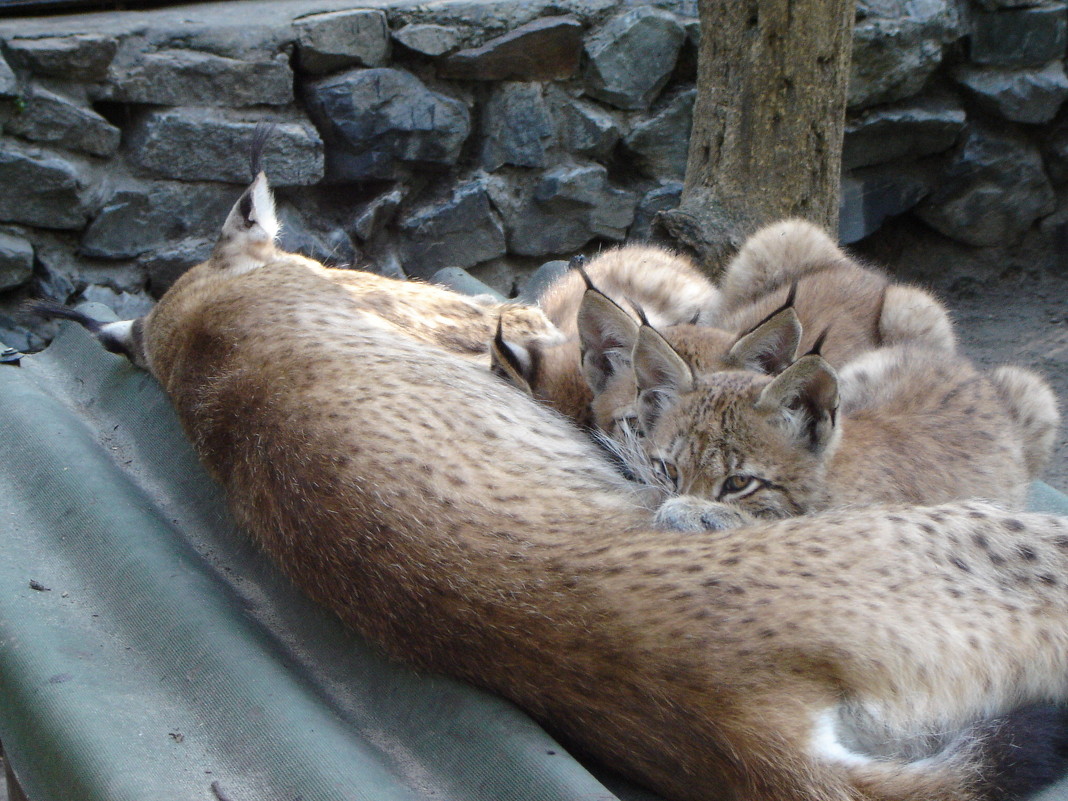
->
(431, 266, 506, 301)
(397, 181, 507, 278)
(517, 259, 570, 303)
(392, 24, 464, 57)
(491, 165, 638, 256)
(81, 181, 237, 260)
(630, 182, 683, 241)
(1, 85, 121, 158)
(277, 205, 355, 267)
(293, 9, 390, 74)
(970, 5, 1067, 67)
(916, 125, 1056, 246)
(79, 286, 156, 319)
(843, 98, 966, 169)
(143, 238, 214, 298)
(839, 165, 931, 244)
(1043, 120, 1068, 184)
(550, 91, 620, 160)
(304, 68, 470, 181)
(583, 7, 686, 110)
(0, 140, 93, 230)
(849, 0, 958, 108)
(438, 16, 583, 81)
(127, 107, 323, 185)
(481, 82, 553, 170)
(622, 89, 695, 180)
(5, 34, 117, 80)
(101, 49, 292, 107)
(0, 54, 16, 99)
(954, 62, 1068, 125)
(0, 232, 33, 291)
(352, 187, 405, 241)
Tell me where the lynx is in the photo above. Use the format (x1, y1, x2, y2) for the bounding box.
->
(38, 146, 1068, 801)
(493, 219, 956, 428)
(593, 304, 1059, 530)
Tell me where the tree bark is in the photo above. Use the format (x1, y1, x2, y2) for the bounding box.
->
(656, 0, 855, 274)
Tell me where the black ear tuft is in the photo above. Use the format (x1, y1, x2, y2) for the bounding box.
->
(492, 318, 525, 376)
(249, 122, 275, 178)
(808, 326, 831, 357)
(626, 299, 651, 327)
(577, 264, 596, 290)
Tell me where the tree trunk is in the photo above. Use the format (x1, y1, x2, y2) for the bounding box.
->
(657, 0, 855, 274)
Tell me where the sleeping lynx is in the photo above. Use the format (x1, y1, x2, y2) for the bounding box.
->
(41, 147, 1068, 801)
(583, 296, 1058, 530)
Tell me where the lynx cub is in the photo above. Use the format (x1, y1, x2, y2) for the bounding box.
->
(595, 305, 1059, 530)
(55, 151, 1068, 801)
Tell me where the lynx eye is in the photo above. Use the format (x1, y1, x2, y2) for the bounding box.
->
(655, 459, 680, 490)
(617, 414, 643, 437)
(720, 474, 761, 499)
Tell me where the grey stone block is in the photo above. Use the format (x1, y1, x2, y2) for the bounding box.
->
(843, 98, 966, 169)
(916, 125, 1056, 246)
(849, 0, 958, 108)
(5, 34, 117, 80)
(431, 266, 506, 301)
(839, 166, 930, 244)
(102, 49, 293, 107)
(277, 205, 355, 267)
(352, 188, 405, 242)
(392, 24, 464, 57)
(550, 91, 620, 160)
(2, 85, 120, 158)
(970, 5, 1067, 67)
(80, 286, 156, 319)
(493, 165, 637, 256)
(127, 107, 323, 185)
(622, 89, 695, 181)
(0, 54, 17, 99)
(305, 68, 470, 182)
(81, 181, 237, 260)
(143, 238, 214, 298)
(437, 16, 583, 81)
(293, 9, 390, 74)
(0, 140, 93, 230)
(398, 181, 506, 278)
(630, 181, 683, 241)
(481, 82, 553, 171)
(0, 231, 33, 291)
(954, 61, 1068, 125)
(517, 259, 569, 303)
(584, 7, 686, 110)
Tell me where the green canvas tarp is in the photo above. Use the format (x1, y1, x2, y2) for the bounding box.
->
(1, 317, 1066, 801)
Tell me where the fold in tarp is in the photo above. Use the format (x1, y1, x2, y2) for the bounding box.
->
(1, 320, 1066, 801)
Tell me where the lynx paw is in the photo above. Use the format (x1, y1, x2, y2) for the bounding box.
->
(654, 496, 755, 532)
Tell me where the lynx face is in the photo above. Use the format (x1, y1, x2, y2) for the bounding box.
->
(632, 371, 830, 521)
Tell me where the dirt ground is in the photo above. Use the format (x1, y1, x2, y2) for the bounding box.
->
(853, 224, 1068, 494)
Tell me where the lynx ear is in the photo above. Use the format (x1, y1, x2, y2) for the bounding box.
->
(577, 289, 640, 394)
(755, 354, 839, 453)
(490, 319, 534, 396)
(633, 324, 694, 434)
(212, 129, 280, 273)
(726, 286, 803, 375)
(727, 299, 802, 375)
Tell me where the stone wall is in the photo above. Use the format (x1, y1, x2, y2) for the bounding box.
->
(0, 0, 1064, 351)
